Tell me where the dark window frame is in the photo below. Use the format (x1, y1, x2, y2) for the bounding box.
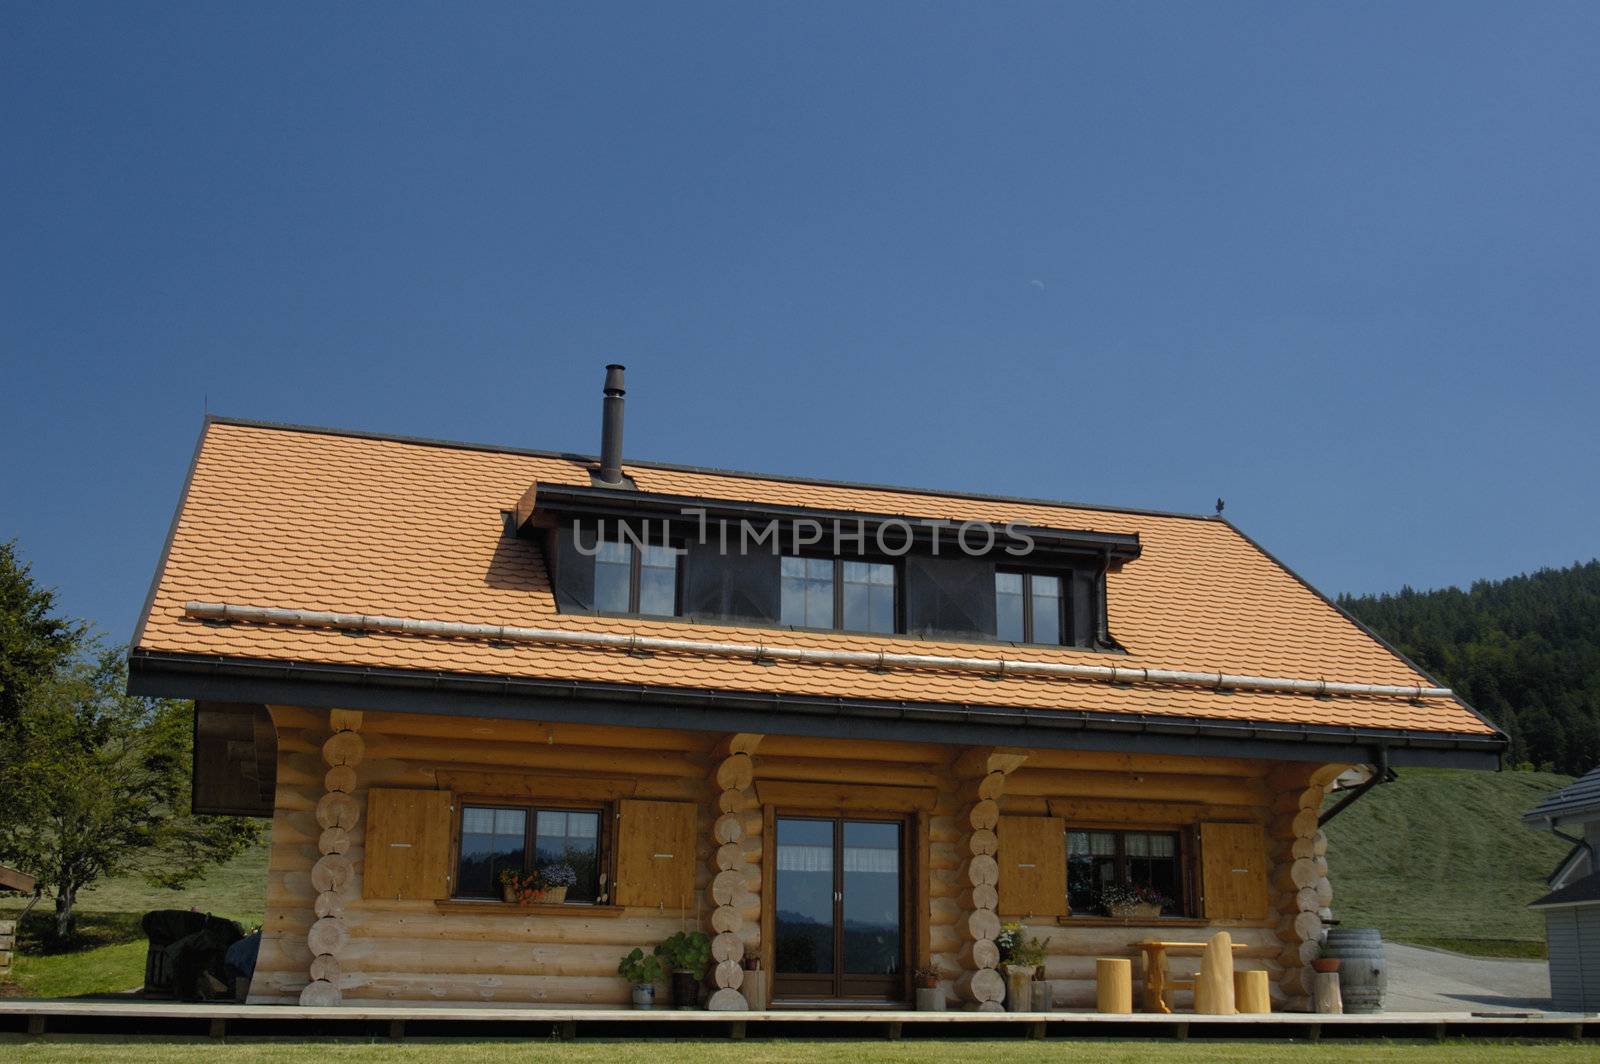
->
(592, 533, 685, 618)
(1065, 825, 1194, 918)
(454, 799, 611, 905)
(996, 568, 1073, 646)
(780, 554, 903, 636)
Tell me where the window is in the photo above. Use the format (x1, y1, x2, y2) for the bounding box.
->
(995, 571, 1064, 644)
(780, 557, 897, 634)
(592, 538, 682, 617)
(1067, 828, 1185, 916)
(458, 803, 604, 903)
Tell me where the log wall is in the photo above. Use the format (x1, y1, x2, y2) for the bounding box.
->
(248, 707, 1345, 1012)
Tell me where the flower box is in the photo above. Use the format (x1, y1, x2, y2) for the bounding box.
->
(1107, 901, 1164, 920)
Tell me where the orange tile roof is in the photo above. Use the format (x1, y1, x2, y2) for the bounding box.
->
(132, 419, 1497, 739)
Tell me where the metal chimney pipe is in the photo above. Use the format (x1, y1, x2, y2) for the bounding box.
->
(598, 364, 626, 484)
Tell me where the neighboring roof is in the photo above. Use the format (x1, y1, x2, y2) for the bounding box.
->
(1525, 766, 1600, 827)
(1530, 871, 1600, 910)
(130, 418, 1500, 745)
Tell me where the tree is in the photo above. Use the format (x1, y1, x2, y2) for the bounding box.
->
(0, 539, 82, 727)
(0, 645, 261, 940)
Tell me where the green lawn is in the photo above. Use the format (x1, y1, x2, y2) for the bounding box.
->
(0, 1041, 1593, 1064)
(1, 840, 268, 999)
(1322, 767, 1570, 956)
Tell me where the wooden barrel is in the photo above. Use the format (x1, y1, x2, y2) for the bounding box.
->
(1323, 928, 1386, 1013)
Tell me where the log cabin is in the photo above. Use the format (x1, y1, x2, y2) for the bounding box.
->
(128, 367, 1504, 1012)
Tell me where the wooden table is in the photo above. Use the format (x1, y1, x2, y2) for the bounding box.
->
(1128, 940, 1251, 1014)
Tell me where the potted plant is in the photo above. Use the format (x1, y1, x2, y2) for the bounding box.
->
(539, 863, 577, 905)
(499, 868, 547, 905)
(1101, 883, 1168, 920)
(912, 965, 945, 1012)
(1312, 943, 1342, 974)
(655, 930, 711, 1009)
(618, 948, 666, 1009)
(996, 921, 1050, 1012)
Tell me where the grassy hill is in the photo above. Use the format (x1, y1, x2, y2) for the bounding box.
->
(1322, 766, 1572, 956)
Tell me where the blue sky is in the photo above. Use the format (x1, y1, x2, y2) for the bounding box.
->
(3, 2, 1597, 642)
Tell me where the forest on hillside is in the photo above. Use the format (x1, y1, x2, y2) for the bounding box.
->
(1339, 560, 1600, 775)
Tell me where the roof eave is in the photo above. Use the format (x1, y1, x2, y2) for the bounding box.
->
(128, 649, 1505, 770)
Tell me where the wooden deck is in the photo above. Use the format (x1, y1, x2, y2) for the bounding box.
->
(1, 1000, 1595, 1042)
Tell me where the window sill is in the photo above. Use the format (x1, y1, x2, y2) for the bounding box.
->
(436, 899, 626, 918)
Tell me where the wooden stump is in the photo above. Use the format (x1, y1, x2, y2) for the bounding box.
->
(1194, 932, 1236, 1015)
(1235, 969, 1271, 1014)
(1095, 957, 1132, 1013)
(1313, 971, 1343, 1014)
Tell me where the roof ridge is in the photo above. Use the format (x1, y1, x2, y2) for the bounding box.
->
(203, 413, 1223, 525)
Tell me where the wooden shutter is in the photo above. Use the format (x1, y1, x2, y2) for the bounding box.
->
(1200, 821, 1270, 920)
(614, 799, 697, 909)
(363, 789, 454, 900)
(997, 815, 1067, 917)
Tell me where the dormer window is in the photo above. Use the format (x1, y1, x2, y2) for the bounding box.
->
(995, 571, 1065, 645)
(780, 556, 898, 635)
(593, 539, 682, 617)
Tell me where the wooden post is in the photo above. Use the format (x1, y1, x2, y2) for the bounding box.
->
(952, 747, 1027, 1012)
(300, 709, 362, 1007)
(0, 920, 14, 979)
(1095, 957, 1132, 1013)
(1266, 762, 1344, 1011)
(1313, 971, 1343, 1014)
(1193, 931, 1236, 1015)
(707, 733, 763, 1012)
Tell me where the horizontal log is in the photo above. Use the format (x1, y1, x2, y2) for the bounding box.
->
(977, 772, 1008, 801)
(314, 891, 345, 919)
(309, 955, 341, 983)
(713, 813, 744, 845)
(366, 733, 703, 779)
(711, 906, 743, 934)
(965, 854, 999, 887)
(1314, 877, 1333, 908)
(706, 988, 747, 1011)
(714, 959, 744, 990)
(967, 909, 1000, 942)
(1276, 887, 1318, 915)
(958, 883, 999, 912)
(968, 799, 1000, 831)
(310, 854, 354, 894)
(298, 980, 341, 1006)
(1025, 748, 1265, 777)
(712, 932, 744, 964)
(715, 753, 754, 792)
(1276, 910, 1321, 943)
(1046, 799, 1263, 827)
(1009, 769, 1266, 806)
(958, 938, 1000, 970)
(968, 828, 998, 856)
(955, 967, 1004, 1003)
(322, 731, 365, 768)
(324, 766, 358, 794)
(318, 827, 352, 855)
(1272, 858, 1317, 893)
(755, 757, 943, 789)
(306, 917, 349, 957)
(315, 792, 360, 831)
(329, 709, 364, 733)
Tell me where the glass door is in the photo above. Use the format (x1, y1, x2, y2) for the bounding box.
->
(773, 816, 904, 1002)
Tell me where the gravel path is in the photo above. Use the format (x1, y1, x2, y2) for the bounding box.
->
(1383, 941, 1551, 1012)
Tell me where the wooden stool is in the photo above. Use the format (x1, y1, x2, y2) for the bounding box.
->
(1233, 969, 1271, 1014)
(1095, 957, 1132, 1013)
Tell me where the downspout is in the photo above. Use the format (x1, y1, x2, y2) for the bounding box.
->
(1547, 825, 1594, 886)
(1318, 748, 1395, 827)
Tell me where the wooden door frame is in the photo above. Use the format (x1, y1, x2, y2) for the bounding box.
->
(764, 809, 913, 1004)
